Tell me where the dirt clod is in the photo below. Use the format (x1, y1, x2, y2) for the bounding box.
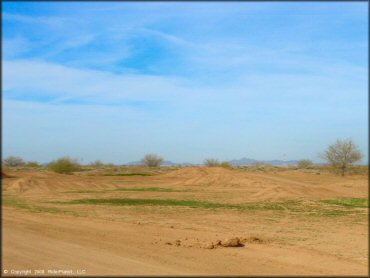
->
(241, 236, 269, 244)
(204, 243, 214, 249)
(221, 237, 243, 247)
(213, 240, 222, 246)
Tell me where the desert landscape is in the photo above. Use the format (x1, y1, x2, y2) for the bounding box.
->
(2, 165, 368, 275)
(3, 1, 368, 276)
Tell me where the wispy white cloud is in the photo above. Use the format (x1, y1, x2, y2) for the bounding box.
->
(3, 12, 75, 28)
(3, 59, 192, 103)
(2, 37, 31, 58)
(4, 57, 366, 109)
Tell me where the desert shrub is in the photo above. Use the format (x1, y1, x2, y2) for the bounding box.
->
(350, 165, 368, 175)
(3, 156, 25, 167)
(26, 161, 40, 168)
(90, 160, 104, 167)
(141, 154, 163, 167)
(220, 161, 232, 168)
(204, 158, 220, 167)
(297, 159, 314, 169)
(48, 157, 80, 174)
(250, 162, 275, 171)
(251, 162, 265, 169)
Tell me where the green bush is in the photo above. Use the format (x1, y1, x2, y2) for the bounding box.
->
(220, 161, 232, 168)
(48, 157, 80, 174)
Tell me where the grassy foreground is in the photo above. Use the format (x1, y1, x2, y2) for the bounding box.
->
(49, 197, 368, 217)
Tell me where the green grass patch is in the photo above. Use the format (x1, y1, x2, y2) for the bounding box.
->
(47, 197, 367, 218)
(3, 197, 31, 210)
(312, 210, 353, 217)
(47, 198, 317, 214)
(3, 196, 81, 215)
(320, 198, 368, 208)
(102, 173, 152, 177)
(50, 198, 236, 209)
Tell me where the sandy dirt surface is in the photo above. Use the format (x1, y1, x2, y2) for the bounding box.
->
(2, 167, 368, 275)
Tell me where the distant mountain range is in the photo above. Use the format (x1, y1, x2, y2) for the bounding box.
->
(127, 158, 298, 166)
(228, 158, 298, 166)
(127, 160, 195, 166)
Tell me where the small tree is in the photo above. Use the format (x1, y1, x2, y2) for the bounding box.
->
(3, 156, 25, 167)
(48, 157, 80, 174)
(297, 159, 313, 169)
(320, 139, 363, 176)
(141, 154, 163, 167)
(204, 158, 220, 167)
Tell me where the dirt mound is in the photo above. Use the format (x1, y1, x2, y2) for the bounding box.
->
(2, 170, 122, 194)
(6, 178, 36, 193)
(161, 167, 235, 178)
(160, 167, 244, 186)
(2, 172, 13, 178)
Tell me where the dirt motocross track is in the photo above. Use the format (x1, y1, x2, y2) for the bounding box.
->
(2, 167, 368, 275)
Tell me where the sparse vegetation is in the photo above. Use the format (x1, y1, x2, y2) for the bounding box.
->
(3, 196, 77, 215)
(25, 161, 40, 168)
(3, 156, 26, 167)
(141, 154, 164, 167)
(249, 162, 275, 171)
(89, 160, 104, 167)
(48, 157, 81, 174)
(297, 159, 314, 169)
(204, 158, 219, 167)
(51, 197, 366, 217)
(320, 198, 368, 208)
(320, 139, 363, 176)
(204, 159, 232, 168)
(220, 161, 232, 168)
(51, 198, 235, 209)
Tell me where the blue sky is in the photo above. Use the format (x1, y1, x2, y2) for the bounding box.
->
(2, 2, 368, 164)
